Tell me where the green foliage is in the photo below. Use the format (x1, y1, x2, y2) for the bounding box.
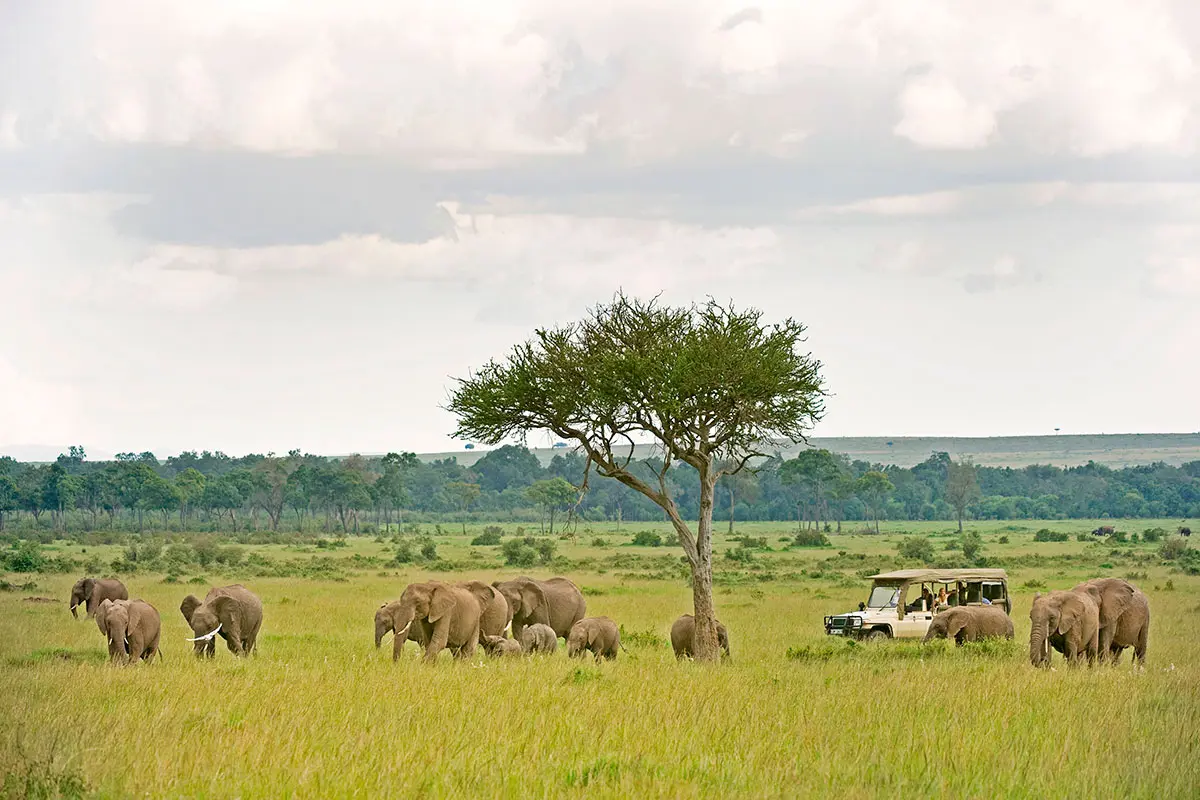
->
(631, 531, 664, 547)
(1142, 528, 1166, 542)
(1033, 529, 1070, 542)
(471, 527, 504, 546)
(1, 541, 45, 573)
(499, 536, 554, 566)
(997, 535, 1009, 544)
(733, 536, 769, 550)
(1160, 537, 1191, 561)
(393, 542, 415, 564)
(793, 530, 830, 547)
(896, 535, 934, 563)
(960, 531, 984, 562)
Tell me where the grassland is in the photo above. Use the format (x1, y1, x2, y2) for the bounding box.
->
(2, 519, 1198, 798)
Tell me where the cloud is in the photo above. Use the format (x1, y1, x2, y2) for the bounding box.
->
(3, 1, 1196, 160)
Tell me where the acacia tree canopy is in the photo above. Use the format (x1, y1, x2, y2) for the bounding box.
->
(447, 293, 826, 660)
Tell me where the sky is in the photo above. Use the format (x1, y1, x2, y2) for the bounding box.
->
(1, 0, 1198, 459)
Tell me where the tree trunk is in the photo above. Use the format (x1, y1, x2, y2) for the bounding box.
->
(549, 506, 556, 536)
(728, 487, 735, 535)
(616, 499, 622, 529)
(957, 512, 963, 533)
(690, 466, 720, 661)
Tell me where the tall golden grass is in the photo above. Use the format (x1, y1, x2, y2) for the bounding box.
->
(1, 525, 1197, 798)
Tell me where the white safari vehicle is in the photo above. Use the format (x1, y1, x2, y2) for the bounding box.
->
(824, 568, 1011, 640)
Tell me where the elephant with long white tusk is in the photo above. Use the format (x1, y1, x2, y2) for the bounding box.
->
(180, 584, 262, 658)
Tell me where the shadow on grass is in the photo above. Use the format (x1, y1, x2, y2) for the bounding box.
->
(6, 648, 106, 668)
(785, 638, 1020, 663)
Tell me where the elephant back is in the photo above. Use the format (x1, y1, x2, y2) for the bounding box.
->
(542, 577, 587, 638)
(207, 584, 264, 631)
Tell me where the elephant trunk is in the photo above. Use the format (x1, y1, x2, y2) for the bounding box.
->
(1029, 619, 1049, 667)
(70, 603, 79, 619)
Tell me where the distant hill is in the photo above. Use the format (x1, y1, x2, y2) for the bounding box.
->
(413, 433, 1200, 469)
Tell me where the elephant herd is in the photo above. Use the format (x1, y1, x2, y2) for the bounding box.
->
(920, 576, 1152, 669)
(65, 573, 1149, 669)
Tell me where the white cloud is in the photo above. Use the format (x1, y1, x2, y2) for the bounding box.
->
(3, 1, 1196, 159)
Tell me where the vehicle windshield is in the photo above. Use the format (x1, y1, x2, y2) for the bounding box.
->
(867, 585, 899, 608)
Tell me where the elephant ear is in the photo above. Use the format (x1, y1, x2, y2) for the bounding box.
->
(519, 582, 548, 622)
(460, 581, 495, 611)
(82, 578, 96, 600)
(585, 623, 599, 647)
(1098, 580, 1135, 626)
(180, 595, 202, 625)
(946, 613, 969, 642)
(95, 599, 113, 636)
(211, 594, 239, 626)
(1056, 594, 1083, 636)
(428, 586, 456, 624)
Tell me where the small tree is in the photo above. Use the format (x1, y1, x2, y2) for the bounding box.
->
(448, 293, 826, 661)
(856, 471, 894, 534)
(944, 458, 980, 532)
(524, 477, 577, 535)
(780, 448, 842, 531)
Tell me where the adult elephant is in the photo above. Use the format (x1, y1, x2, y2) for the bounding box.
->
(458, 580, 512, 639)
(96, 598, 161, 664)
(1073, 577, 1150, 667)
(492, 576, 585, 641)
(1029, 589, 1099, 667)
(180, 584, 263, 658)
(69, 577, 128, 619)
(671, 614, 731, 660)
(389, 581, 482, 663)
(922, 605, 1013, 646)
(375, 600, 429, 651)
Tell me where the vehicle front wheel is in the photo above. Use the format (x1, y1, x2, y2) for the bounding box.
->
(865, 629, 889, 642)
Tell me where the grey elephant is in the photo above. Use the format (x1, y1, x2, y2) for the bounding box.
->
(670, 614, 731, 660)
(1072, 577, 1150, 667)
(69, 577, 128, 619)
(922, 605, 1013, 645)
(520, 623, 558, 654)
(375, 600, 430, 651)
(180, 584, 263, 658)
(480, 635, 523, 658)
(1029, 589, 1100, 667)
(493, 576, 586, 641)
(567, 616, 620, 661)
(389, 581, 482, 663)
(96, 598, 161, 664)
(458, 580, 512, 639)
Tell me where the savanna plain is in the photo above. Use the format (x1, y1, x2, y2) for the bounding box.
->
(2, 520, 1198, 799)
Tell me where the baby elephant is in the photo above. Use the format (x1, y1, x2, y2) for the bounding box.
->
(96, 598, 161, 664)
(670, 614, 731, 660)
(567, 616, 620, 661)
(480, 635, 523, 658)
(923, 605, 1014, 646)
(520, 623, 558, 655)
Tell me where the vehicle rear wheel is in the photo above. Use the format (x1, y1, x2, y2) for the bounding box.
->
(865, 629, 889, 642)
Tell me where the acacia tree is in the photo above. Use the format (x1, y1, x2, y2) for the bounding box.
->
(856, 470, 894, 534)
(944, 458, 980, 532)
(448, 294, 825, 661)
(525, 477, 577, 535)
(780, 448, 842, 531)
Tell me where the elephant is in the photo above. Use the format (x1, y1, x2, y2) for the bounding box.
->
(567, 616, 620, 661)
(375, 600, 430, 651)
(69, 577, 128, 619)
(1029, 589, 1100, 667)
(389, 581, 482, 663)
(180, 584, 263, 658)
(922, 605, 1013, 646)
(480, 635, 523, 658)
(458, 580, 512, 639)
(519, 623, 558, 655)
(96, 598, 161, 664)
(492, 576, 586, 641)
(670, 614, 731, 660)
(1072, 578, 1150, 667)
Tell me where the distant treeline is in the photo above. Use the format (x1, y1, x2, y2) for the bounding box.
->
(0, 445, 1197, 535)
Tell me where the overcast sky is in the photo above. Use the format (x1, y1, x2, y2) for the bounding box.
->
(1, 1, 1198, 458)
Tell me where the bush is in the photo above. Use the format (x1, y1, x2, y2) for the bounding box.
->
(735, 536, 769, 550)
(961, 532, 984, 562)
(725, 546, 756, 564)
(1033, 529, 1069, 542)
(896, 536, 934, 563)
(1142, 527, 1166, 543)
(471, 529, 503, 546)
(501, 538, 538, 567)
(1160, 537, 1191, 561)
(393, 541, 414, 564)
(591, 537, 610, 548)
(420, 540, 438, 561)
(1075, 533, 1091, 542)
(794, 530, 830, 548)
(2, 541, 46, 573)
(998, 535, 1009, 544)
(631, 531, 664, 547)
(535, 539, 557, 564)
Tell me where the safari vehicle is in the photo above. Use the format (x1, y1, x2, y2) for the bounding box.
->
(824, 568, 1010, 640)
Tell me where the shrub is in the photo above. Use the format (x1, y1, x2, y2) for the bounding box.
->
(535, 539, 557, 564)
(1160, 537, 1190, 561)
(591, 537, 610, 548)
(896, 536, 934, 563)
(1033, 529, 1069, 542)
(420, 541, 438, 561)
(1075, 533, 1091, 542)
(631, 531, 664, 547)
(735, 536, 769, 550)
(2, 541, 45, 573)
(725, 546, 756, 564)
(998, 535, 1010, 544)
(1142, 528, 1166, 543)
(961, 532, 984, 562)
(471, 529, 503, 546)
(794, 530, 830, 548)
(393, 541, 414, 564)
(501, 538, 538, 567)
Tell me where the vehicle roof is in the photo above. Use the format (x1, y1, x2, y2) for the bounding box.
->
(869, 568, 1009, 583)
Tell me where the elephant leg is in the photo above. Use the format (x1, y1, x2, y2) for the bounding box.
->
(425, 619, 450, 663)
(1134, 624, 1149, 668)
(392, 633, 406, 662)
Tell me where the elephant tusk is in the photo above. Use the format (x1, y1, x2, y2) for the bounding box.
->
(186, 623, 222, 642)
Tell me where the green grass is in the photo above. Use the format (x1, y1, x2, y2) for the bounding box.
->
(1, 520, 1197, 798)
